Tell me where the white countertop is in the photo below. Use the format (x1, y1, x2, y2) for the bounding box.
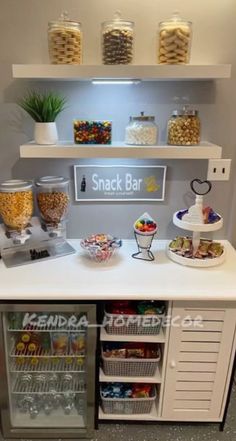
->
(0, 240, 236, 302)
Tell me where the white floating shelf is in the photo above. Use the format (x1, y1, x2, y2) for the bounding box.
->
(100, 328, 165, 343)
(12, 64, 231, 81)
(20, 141, 222, 160)
(173, 211, 223, 232)
(99, 405, 159, 421)
(99, 367, 161, 384)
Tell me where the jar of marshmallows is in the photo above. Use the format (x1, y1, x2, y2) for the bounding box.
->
(125, 112, 158, 145)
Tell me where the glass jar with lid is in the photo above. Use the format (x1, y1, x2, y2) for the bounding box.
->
(102, 11, 134, 65)
(158, 12, 192, 64)
(35, 176, 70, 228)
(167, 107, 200, 145)
(125, 112, 158, 145)
(48, 12, 82, 64)
(0, 180, 33, 233)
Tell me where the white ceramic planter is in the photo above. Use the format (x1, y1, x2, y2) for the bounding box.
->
(34, 122, 58, 145)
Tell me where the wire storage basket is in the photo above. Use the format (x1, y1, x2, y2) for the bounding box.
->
(104, 310, 165, 335)
(101, 387, 156, 415)
(102, 347, 161, 377)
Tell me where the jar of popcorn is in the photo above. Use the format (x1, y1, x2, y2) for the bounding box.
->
(167, 107, 201, 146)
(125, 112, 158, 145)
(48, 12, 82, 64)
(158, 12, 192, 64)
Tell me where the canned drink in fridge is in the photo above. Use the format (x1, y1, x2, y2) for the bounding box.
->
(51, 332, 68, 355)
(48, 373, 59, 392)
(70, 333, 86, 354)
(18, 373, 32, 392)
(62, 392, 76, 415)
(62, 373, 73, 392)
(42, 394, 54, 415)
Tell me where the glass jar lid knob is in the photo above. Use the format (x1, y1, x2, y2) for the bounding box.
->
(59, 11, 69, 21)
(114, 10, 122, 21)
(171, 11, 181, 22)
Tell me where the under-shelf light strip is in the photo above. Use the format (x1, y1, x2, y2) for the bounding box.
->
(92, 79, 141, 85)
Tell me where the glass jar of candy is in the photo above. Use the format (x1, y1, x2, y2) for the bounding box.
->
(48, 12, 82, 64)
(167, 107, 200, 146)
(102, 11, 134, 65)
(158, 12, 192, 64)
(125, 112, 158, 145)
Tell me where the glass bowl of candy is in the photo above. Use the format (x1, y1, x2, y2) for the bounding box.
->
(80, 234, 122, 263)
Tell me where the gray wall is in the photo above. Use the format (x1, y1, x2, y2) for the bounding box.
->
(0, 0, 236, 240)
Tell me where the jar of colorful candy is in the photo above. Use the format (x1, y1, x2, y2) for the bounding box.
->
(74, 120, 112, 144)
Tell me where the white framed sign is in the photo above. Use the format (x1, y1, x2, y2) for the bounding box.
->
(74, 165, 167, 202)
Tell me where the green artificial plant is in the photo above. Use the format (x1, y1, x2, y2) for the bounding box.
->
(18, 91, 66, 122)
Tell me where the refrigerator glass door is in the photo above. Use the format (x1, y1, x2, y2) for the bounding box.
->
(0, 304, 96, 438)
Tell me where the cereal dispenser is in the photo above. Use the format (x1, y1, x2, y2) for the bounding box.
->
(0, 180, 33, 244)
(0, 178, 75, 268)
(35, 176, 70, 237)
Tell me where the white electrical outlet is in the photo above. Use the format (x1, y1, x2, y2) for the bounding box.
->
(207, 159, 231, 181)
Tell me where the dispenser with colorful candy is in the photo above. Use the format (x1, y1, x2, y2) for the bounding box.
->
(132, 212, 158, 261)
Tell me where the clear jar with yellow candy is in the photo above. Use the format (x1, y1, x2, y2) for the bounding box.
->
(167, 107, 201, 146)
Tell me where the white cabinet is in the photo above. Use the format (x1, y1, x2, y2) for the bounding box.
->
(162, 301, 236, 421)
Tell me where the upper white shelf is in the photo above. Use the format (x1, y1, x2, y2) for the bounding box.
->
(20, 141, 222, 160)
(12, 64, 231, 81)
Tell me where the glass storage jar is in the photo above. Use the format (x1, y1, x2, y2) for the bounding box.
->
(48, 12, 82, 65)
(125, 112, 158, 145)
(0, 180, 33, 232)
(35, 176, 70, 228)
(167, 107, 200, 145)
(102, 11, 134, 64)
(158, 12, 192, 64)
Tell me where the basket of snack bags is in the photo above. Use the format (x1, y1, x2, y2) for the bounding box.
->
(101, 383, 156, 414)
(102, 343, 161, 377)
(104, 301, 166, 335)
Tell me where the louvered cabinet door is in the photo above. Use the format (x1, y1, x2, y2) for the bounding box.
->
(162, 301, 236, 421)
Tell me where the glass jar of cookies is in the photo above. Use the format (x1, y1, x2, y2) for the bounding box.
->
(102, 11, 134, 65)
(158, 12, 192, 64)
(48, 12, 82, 65)
(167, 107, 201, 146)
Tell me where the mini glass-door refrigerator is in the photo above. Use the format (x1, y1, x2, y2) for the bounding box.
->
(0, 303, 97, 440)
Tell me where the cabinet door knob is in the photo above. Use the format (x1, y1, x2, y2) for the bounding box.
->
(170, 360, 176, 369)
